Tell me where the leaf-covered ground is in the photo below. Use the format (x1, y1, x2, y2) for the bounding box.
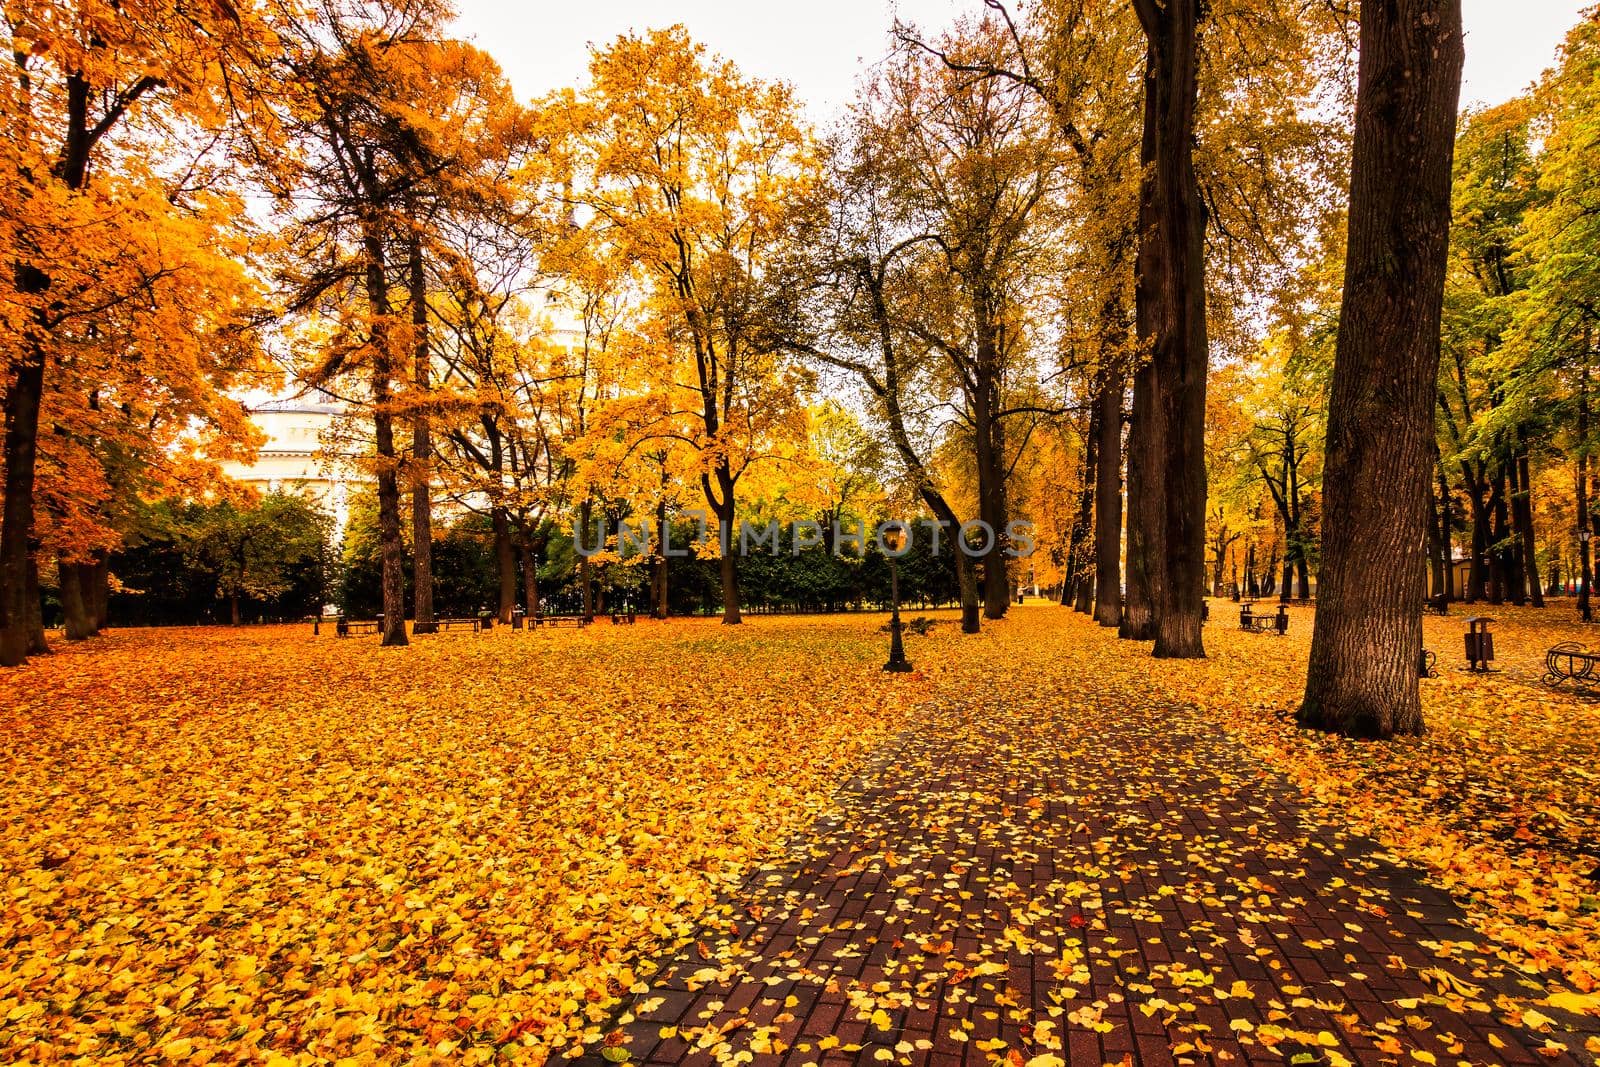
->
(2, 605, 1599, 1063)
(603, 606, 1600, 1066)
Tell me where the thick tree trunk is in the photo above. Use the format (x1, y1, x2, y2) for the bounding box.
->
(1093, 369, 1124, 627)
(89, 554, 108, 630)
(1136, 0, 1209, 660)
(60, 555, 93, 640)
(230, 593, 242, 627)
(408, 231, 435, 631)
(0, 343, 45, 666)
(361, 225, 409, 649)
(1299, 0, 1463, 739)
(974, 382, 1011, 620)
(493, 506, 516, 624)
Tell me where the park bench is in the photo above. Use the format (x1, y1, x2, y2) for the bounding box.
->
(611, 610, 636, 625)
(1424, 594, 1449, 615)
(1544, 642, 1600, 692)
(538, 613, 590, 628)
(1239, 603, 1288, 635)
(437, 617, 481, 633)
(337, 617, 380, 637)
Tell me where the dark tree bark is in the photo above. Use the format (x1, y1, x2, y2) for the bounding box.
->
(1068, 403, 1099, 616)
(1581, 359, 1594, 620)
(1299, 0, 1464, 739)
(89, 554, 109, 630)
(24, 555, 47, 654)
(408, 230, 435, 631)
(359, 218, 409, 648)
(1513, 436, 1543, 606)
(0, 345, 45, 666)
(653, 500, 670, 619)
(1120, 37, 1162, 645)
(1093, 369, 1125, 627)
(493, 506, 516, 624)
(1134, 0, 1209, 660)
(60, 555, 94, 641)
(1121, 361, 1161, 639)
(520, 538, 539, 619)
(577, 499, 595, 623)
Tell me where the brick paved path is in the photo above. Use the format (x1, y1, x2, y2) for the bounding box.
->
(590, 687, 1590, 1066)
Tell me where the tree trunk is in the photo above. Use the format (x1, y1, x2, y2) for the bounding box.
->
(520, 539, 539, 619)
(1464, 473, 1488, 600)
(1069, 401, 1099, 615)
(24, 554, 47, 654)
(493, 506, 516, 625)
(89, 553, 109, 630)
(1093, 369, 1124, 627)
(1513, 436, 1543, 606)
(974, 373, 1011, 620)
(1121, 361, 1161, 639)
(408, 230, 435, 631)
(718, 518, 741, 625)
(0, 341, 45, 666)
(230, 593, 242, 627)
(60, 555, 94, 640)
(654, 500, 670, 619)
(1137, 0, 1209, 660)
(361, 223, 409, 649)
(1492, 469, 1516, 603)
(578, 499, 595, 623)
(1580, 359, 1593, 620)
(1299, 0, 1463, 739)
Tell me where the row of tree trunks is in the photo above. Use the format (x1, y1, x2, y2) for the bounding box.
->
(1299, 0, 1464, 739)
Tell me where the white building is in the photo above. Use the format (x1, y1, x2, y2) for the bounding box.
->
(221, 391, 354, 523)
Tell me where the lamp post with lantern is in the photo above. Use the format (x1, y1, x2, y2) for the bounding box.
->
(882, 524, 912, 673)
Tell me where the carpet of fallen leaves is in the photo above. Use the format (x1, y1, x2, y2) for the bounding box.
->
(0, 621, 922, 1063)
(2, 603, 1599, 1064)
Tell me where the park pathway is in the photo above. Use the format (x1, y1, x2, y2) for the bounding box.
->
(589, 657, 1590, 1066)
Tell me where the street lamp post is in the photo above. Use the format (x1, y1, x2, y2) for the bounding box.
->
(883, 527, 912, 673)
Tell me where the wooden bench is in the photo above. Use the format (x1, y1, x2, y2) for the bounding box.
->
(438, 617, 481, 633)
(337, 618, 380, 637)
(611, 610, 637, 625)
(1424, 594, 1449, 616)
(1239, 605, 1288, 635)
(1544, 643, 1600, 691)
(537, 613, 590, 628)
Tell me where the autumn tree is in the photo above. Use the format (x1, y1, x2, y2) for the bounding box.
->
(0, 0, 272, 664)
(1299, 0, 1465, 739)
(561, 27, 816, 624)
(179, 491, 331, 625)
(267, 0, 524, 645)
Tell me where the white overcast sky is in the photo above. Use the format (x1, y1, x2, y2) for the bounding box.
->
(450, 0, 1591, 119)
